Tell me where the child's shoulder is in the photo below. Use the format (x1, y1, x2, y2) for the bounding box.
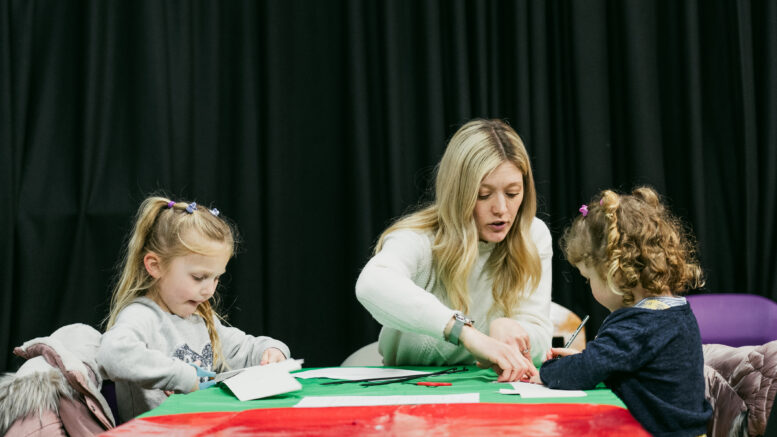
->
(604, 304, 694, 339)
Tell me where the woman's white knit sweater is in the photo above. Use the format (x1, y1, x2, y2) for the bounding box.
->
(356, 217, 553, 366)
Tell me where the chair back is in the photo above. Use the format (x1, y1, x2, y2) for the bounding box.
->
(341, 342, 382, 366)
(687, 293, 777, 347)
(550, 302, 586, 350)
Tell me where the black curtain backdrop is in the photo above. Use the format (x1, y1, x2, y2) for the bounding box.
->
(2, 0, 776, 371)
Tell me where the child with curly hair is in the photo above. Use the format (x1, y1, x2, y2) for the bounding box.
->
(536, 187, 712, 436)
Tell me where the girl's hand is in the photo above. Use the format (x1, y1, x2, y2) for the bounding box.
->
(546, 347, 581, 360)
(460, 326, 537, 382)
(489, 317, 532, 360)
(260, 347, 286, 365)
(189, 360, 216, 391)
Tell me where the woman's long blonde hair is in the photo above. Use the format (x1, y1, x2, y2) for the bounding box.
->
(376, 119, 541, 316)
(104, 196, 237, 370)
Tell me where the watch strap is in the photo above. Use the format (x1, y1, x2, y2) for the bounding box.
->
(448, 313, 474, 346)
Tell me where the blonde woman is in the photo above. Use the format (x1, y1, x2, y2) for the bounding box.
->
(98, 197, 289, 422)
(356, 119, 552, 382)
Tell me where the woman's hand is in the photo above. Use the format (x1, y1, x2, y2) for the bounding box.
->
(489, 317, 532, 360)
(260, 347, 286, 365)
(527, 372, 543, 385)
(460, 326, 537, 382)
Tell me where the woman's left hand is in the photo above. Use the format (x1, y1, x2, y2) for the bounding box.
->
(260, 347, 286, 365)
(489, 318, 532, 360)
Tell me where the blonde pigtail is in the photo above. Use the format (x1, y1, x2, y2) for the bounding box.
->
(600, 191, 637, 305)
(198, 301, 227, 371)
(632, 187, 661, 210)
(105, 197, 171, 329)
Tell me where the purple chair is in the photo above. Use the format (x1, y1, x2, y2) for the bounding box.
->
(687, 293, 777, 347)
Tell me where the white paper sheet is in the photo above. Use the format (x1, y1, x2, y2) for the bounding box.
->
(220, 359, 304, 401)
(294, 393, 480, 408)
(498, 381, 586, 398)
(213, 358, 303, 383)
(292, 367, 430, 380)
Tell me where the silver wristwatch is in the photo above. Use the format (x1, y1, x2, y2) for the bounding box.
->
(447, 313, 474, 346)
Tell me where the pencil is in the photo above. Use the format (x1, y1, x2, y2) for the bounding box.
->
(564, 315, 590, 349)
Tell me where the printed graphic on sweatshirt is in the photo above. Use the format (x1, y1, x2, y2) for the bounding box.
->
(173, 344, 214, 381)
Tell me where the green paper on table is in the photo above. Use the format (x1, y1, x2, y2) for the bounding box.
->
(141, 366, 625, 418)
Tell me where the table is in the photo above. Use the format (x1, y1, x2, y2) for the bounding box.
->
(102, 366, 649, 436)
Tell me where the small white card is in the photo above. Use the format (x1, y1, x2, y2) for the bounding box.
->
(220, 359, 303, 401)
(294, 393, 480, 408)
(499, 381, 586, 398)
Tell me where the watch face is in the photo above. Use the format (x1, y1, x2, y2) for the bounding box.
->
(455, 313, 473, 325)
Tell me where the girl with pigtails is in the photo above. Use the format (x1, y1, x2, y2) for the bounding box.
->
(98, 197, 290, 422)
(536, 187, 712, 436)
(356, 119, 553, 382)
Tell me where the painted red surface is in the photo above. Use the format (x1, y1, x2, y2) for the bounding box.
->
(102, 403, 650, 436)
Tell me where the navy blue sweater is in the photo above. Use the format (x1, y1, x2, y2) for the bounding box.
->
(540, 304, 711, 437)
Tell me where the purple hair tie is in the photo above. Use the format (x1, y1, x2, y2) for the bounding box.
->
(167, 201, 175, 208)
(209, 208, 220, 217)
(579, 204, 589, 217)
(185, 202, 197, 214)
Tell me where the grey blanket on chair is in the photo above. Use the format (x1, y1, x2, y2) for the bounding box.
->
(704, 340, 777, 437)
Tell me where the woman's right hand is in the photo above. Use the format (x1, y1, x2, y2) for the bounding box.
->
(459, 326, 537, 382)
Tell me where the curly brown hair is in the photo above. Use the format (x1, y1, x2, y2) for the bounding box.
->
(560, 187, 704, 306)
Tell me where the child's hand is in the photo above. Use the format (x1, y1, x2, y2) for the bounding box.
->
(189, 361, 216, 378)
(189, 361, 216, 391)
(197, 379, 217, 391)
(260, 347, 286, 365)
(527, 372, 543, 385)
(546, 347, 580, 360)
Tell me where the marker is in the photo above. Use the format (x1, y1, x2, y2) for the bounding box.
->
(564, 315, 590, 349)
(416, 382, 452, 387)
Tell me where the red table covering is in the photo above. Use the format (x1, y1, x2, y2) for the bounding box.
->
(103, 402, 650, 436)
